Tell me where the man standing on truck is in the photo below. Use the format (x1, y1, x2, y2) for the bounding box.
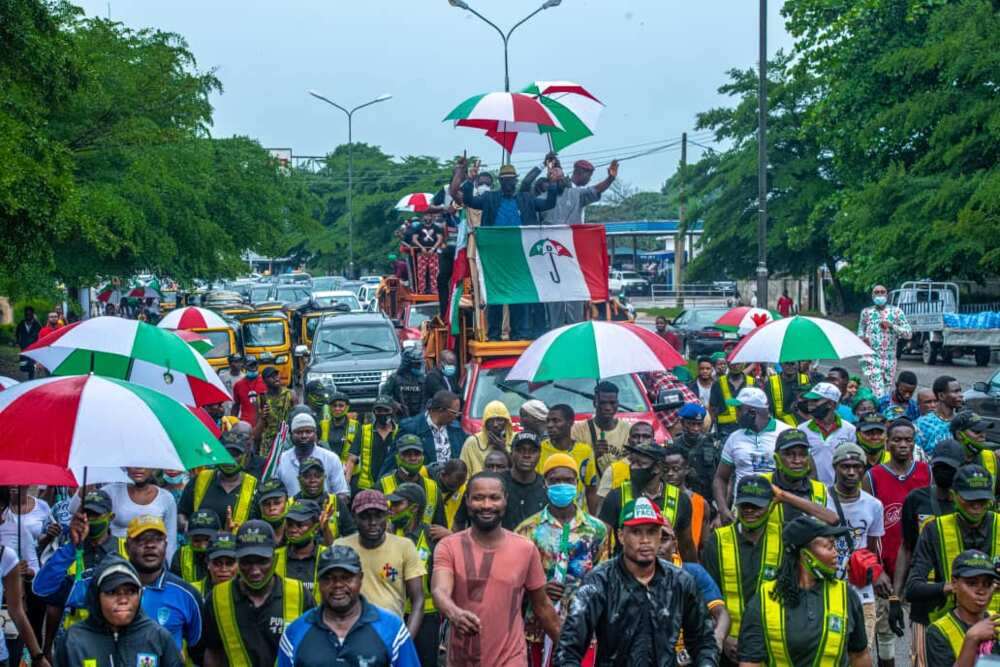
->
(857, 284, 911, 399)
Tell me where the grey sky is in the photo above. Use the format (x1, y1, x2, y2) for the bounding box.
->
(77, 0, 793, 191)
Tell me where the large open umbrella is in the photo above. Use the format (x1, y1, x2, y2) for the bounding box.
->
(127, 286, 162, 300)
(508, 321, 685, 382)
(488, 80, 604, 154)
(714, 306, 782, 335)
(0, 377, 19, 391)
(444, 92, 563, 151)
(171, 330, 213, 355)
(0, 375, 232, 486)
(23, 316, 231, 406)
(395, 193, 435, 214)
(728, 315, 874, 364)
(157, 306, 228, 330)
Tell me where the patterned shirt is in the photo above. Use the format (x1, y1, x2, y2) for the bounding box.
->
(515, 506, 610, 642)
(857, 306, 911, 356)
(877, 395, 919, 421)
(644, 371, 700, 433)
(915, 412, 952, 457)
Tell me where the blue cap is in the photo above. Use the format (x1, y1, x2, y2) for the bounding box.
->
(677, 403, 707, 420)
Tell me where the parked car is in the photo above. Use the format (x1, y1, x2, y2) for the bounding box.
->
(311, 276, 346, 293)
(356, 283, 379, 311)
(311, 290, 363, 312)
(608, 270, 650, 296)
(268, 285, 312, 305)
(964, 370, 1000, 445)
(299, 313, 401, 409)
(358, 275, 383, 284)
(667, 306, 735, 357)
(277, 272, 313, 286)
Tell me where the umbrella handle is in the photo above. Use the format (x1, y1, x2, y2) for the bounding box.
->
(74, 466, 87, 581)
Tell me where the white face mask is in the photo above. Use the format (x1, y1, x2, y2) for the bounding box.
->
(474, 184, 490, 196)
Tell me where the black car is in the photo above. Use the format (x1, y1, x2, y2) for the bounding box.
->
(667, 306, 737, 357)
(299, 313, 401, 410)
(964, 370, 1000, 444)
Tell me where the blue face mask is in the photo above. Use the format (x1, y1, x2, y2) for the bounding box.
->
(873, 296, 887, 307)
(246, 371, 259, 379)
(546, 483, 577, 508)
(442, 364, 456, 376)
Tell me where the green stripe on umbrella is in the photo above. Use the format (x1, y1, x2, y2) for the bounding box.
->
(533, 321, 601, 378)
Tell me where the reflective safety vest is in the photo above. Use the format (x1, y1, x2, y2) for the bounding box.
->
(442, 484, 466, 530)
(762, 473, 828, 532)
(290, 493, 341, 540)
(930, 612, 966, 661)
(178, 545, 204, 583)
(212, 577, 305, 665)
(768, 374, 809, 426)
(333, 418, 360, 464)
(356, 424, 396, 490)
(191, 579, 206, 595)
(932, 512, 1000, 618)
(715, 520, 782, 638)
(381, 474, 439, 525)
(761, 578, 849, 666)
(193, 470, 258, 528)
(64, 538, 129, 628)
(318, 404, 331, 443)
(978, 449, 998, 486)
(622, 482, 681, 528)
(610, 460, 630, 491)
(717, 375, 756, 425)
(274, 544, 328, 603)
(395, 526, 437, 614)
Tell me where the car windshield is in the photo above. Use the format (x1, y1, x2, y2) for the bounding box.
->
(313, 324, 399, 358)
(250, 287, 270, 303)
(469, 367, 647, 419)
(312, 277, 341, 292)
(242, 321, 286, 347)
(314, 294, 360, 310)
(690, 308, 728, 326)
(407, 304, 439, 328)
(198, 330, 232, 359)
(275, 286, 310, 302)
(622, 271, 640, 279)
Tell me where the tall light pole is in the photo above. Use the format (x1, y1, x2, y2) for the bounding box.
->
(756, 0, 769, 308)
(308, 90, 392, 277)
(448, 0, 563, 92)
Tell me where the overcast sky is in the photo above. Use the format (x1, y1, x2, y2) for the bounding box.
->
(76, 0, 793, 191)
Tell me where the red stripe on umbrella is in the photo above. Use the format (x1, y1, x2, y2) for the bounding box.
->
(26, 321, 82, 348)
(188, 405, 221, 438)
(0, 376, 86, 477)
(616, 322, 686, 368)
(510, 92, 556, 125)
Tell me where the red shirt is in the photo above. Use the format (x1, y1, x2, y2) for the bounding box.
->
(866, 460, 930, 577)
(232, 376, 267, 426)
(38, 324, 61, 340)
(777, 295, 793, 318)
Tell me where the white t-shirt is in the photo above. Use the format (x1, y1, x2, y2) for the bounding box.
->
(0, 514, 41, 576)
(276, 445, 349, 498)
(0, 546, 17, 660)
(721, 419, 793, 489)
(71, 483, 178, 560)
(829, 489, 885, 604)
(799, 420, 858, 485)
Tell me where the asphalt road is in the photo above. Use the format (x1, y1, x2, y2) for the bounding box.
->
(819, 354, 996, 390)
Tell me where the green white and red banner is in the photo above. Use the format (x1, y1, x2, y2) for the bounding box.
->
(474, 225, 608, 304)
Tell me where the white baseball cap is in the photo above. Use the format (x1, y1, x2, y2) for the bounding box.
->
(803, 382, 842, 403)
(726, 387, 769, 410)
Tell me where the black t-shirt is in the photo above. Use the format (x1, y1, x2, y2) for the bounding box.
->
(500, 472, 547, 530)
(901, 486, 954, 553)
(203, 577, 314, 666)
(739, 584, 868, 665)
(924, 611, 987, 667)
(178, 471, 258, 521)
(599, 484, 692, 546)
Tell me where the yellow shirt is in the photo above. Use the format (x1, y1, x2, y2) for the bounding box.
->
(537, 440, 599, 494)
(333, 533, 426, 618)
(460, 435, 491, 477)
(570, 418, 632, 473)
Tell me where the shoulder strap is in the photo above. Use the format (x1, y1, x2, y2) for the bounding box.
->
(587, 419, 598, 445)
(827, 487, 855, 553)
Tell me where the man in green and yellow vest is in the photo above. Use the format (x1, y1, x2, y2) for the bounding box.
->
(178, 430, 259, 533)
(703, 475, 782, 666)
(709, 361, 756, 439)
(255, 478, 290, 545)
(202, 519, 311, 667)
(925, 549, 1000, 667)
(387, 482, 440, 667)
(346, 395, 397, 493)
(906, 464, 1000, 622)
(378, 434, 446, 527)
(950, 411, 1000, 493)
(764, 429, 840, 530)
(193, 532, 238, 597)
(273, 499, 326, 601)
(856, 414, 891, 470)
(764, 362, 811, 426)
(169, 509, 219, 585)
(325, 390, 360, 464)
(292, 457, 356, 544)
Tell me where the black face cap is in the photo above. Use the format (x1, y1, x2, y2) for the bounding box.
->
(235, 520, 276, 559)
(782, 515, 850, 550)
(82, 489, 113, 515)
(931, 439, 966, 469)
(951, 549, 1000, 580)
(775, 429, 810, 452)
(953, 464, 995, 501)
(286, 499, 321, 522)
(256, 478, 288, 503)
(387, 482, 425, 507)
(188, 509, 221, 537)
(316, 544, 363, 577)
(734, 474, 774, 508)
(951, 410, 994, 434)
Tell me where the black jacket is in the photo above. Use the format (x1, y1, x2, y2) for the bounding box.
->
(54, 556, 183, 667)
(15, 318, 40, 350)
(423, 368, 460, 399)
(380, 412, 466, 477)
(460, 179, 557, 226)
(555, 556, 719, 667)
(383, 369, 426, 418)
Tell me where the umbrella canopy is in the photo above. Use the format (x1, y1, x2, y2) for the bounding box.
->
(0, 377, 19, 391)
(395, 193, 435, 213)
(728, 315, 875, 364)
(127, 286, 161, 300)
(96, 288, 123, 305)
(714, 306, 782, 335)
(157, 306, 228, 330)
(487, 80, 605, 154)
(0, 375, 232, 486)
(171, 330, 213, 355)
(445, 92, 562, 141)
(508, 321, 685, 382)
(23, 316, 231, 406)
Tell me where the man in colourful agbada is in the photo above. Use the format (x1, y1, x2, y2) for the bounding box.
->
(516, 452, 610, 667)
(856, 284, 911, 399)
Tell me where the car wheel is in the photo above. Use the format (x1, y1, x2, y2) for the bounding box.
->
(975, 348, 992, 367)
(922, 340, 938, 366)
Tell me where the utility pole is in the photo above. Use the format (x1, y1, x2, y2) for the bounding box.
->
(675, 132, 687, 308)
(756, 0, 770, 308)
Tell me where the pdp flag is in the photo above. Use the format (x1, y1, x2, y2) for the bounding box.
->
(474, 225, 609, 304)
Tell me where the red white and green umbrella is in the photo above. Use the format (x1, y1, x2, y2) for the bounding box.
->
(171, 330, 213, 355)
(0, 375, 233, 486)
(0, 377, 19, 391)
(395, 193, 435, 213)
(491, 80, 604, 153)
(728, 315, 874, 364)
(127, 286, 162, 300)
(96, 287, 123, 304)
(23, 316, 231, 406)
(444, 92, 563, 140)
(714, 306, 782, 335)
(507, 321, 685, 382)
(157, 306, 228, 330)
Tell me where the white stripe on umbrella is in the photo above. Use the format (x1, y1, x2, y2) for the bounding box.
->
(158, 307, 228, 330)
(39, 317, 140, 356)
(0, 376, 19, 390)
(591, 322, 665, 377)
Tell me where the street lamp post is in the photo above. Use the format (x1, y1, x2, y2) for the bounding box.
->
(756, 0, 769, 308)
(307, 90, 392, 277)
(448, 0, 563, 92)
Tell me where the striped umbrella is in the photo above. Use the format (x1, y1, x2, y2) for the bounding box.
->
(489, 80, 604, 153)
(158, 306, 229, 330)
(728, 315, 874, 364)
(0, 375, 232, 486)
(127, 286, 162, 300)
(171, 330, 213, 355)
(714, 306, 782, 335)
(23, 316, 231, 406)
(507, 321, 685, 382)
(444, 92, 562, 141)
(395, 193, 435, 213)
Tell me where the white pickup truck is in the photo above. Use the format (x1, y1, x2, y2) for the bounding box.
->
(608, 270, 650, 296)
(891, 281, 999, 366)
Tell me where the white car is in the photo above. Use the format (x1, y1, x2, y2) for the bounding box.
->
(608, 270, 650, 295)
(312, 290, 363, 312)
(356, 283, 379, 311)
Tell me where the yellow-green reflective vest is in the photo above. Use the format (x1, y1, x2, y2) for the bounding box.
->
(931, 512, 1000, 619)
(380, 474, 439, 525)
(929, 611, 966, 662)
(769, 374, 809, 426)
(212, 577, 304, 665)
(715, 520, 782, 637)
(717, 375, 756, 425)
(761, 578, 848, 666)
(193, 470, 258, 527)
(64, 538, 129, 628)
(395, 526, 436, 614)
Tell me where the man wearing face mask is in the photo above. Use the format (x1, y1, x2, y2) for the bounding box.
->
(323, 390, 358, 461)
(424, 349, 460, 397)
(294, 457, 357, 543)
(255, 478, 290, 544)
(798, 382, 858, 485)
(713, 387, 792, 526)
(675, 403, 719, 501)
(273, 499, 326, 597)
(761, 430, 840, 530)
(516, 454, 610, 667)
(170, 509, 219, 584)
(458, 156, 560, 341)
(276, 413, 349, 500)
(180, 431, 259, 534)
(949, 410, 999, 490)
(857, 284, 911, 399)
(709, 361, 757, 439)
(377, 435, 446, 528)
(856, 413, 890, 469)
(231, 358, 266, 426)
(384, 347, 428, 418)
(347, 395, 398, 493)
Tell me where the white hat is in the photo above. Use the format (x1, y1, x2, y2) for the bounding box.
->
(727, 387, 769, 410)
(290, 413, 317, 431)
(520, 400, 549, 421)
(803, 382, 841, 403)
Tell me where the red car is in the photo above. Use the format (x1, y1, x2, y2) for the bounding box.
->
(461, 356, 670, 441)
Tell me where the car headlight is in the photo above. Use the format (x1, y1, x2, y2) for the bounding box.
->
(274, 355, 288, 364)
(380, 369, 394, 383)
(307, 372, 336, 387)
(402, 339, 419, 349)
